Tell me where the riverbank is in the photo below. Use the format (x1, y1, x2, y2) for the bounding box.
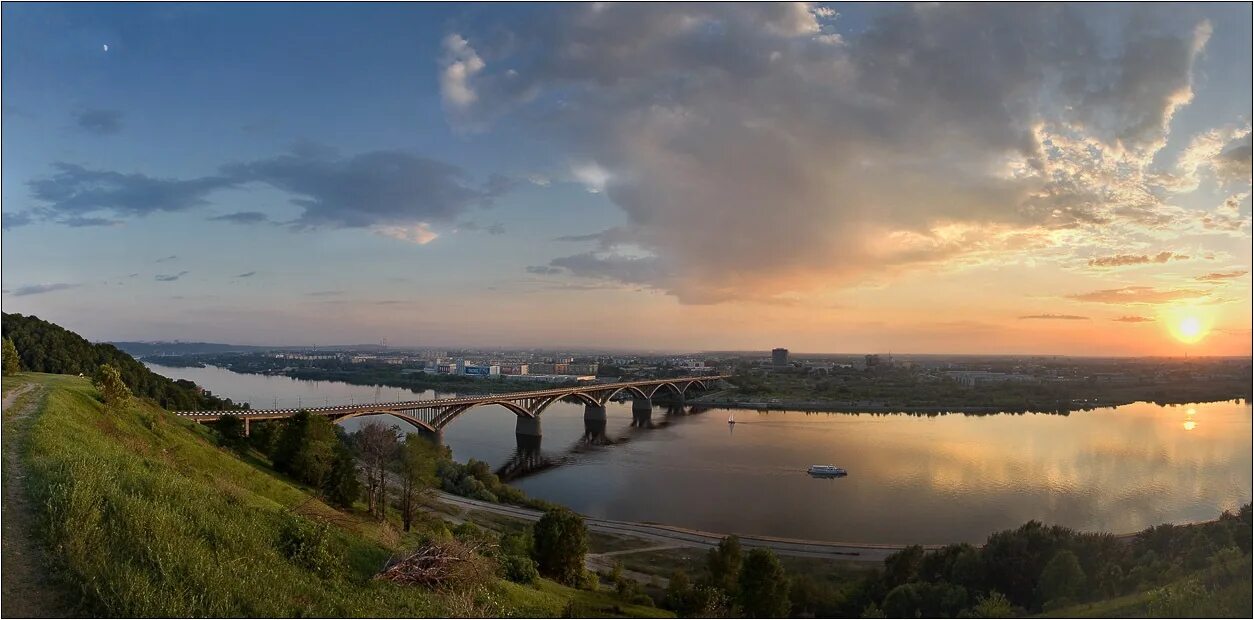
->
(688, 393, 1247, 415)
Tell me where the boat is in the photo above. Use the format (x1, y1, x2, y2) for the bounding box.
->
(728, 412, 736, 425)
(807, 465, 847, 477)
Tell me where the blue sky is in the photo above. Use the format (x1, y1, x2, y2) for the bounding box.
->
(2, 3, 1250, 354)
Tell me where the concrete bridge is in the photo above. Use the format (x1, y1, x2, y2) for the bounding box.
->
(173, 375, 729, 439)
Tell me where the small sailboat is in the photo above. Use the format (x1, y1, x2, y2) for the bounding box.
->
(728, 412, 736, 425)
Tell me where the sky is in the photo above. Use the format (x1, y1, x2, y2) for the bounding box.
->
(1, 2, 1251, 356)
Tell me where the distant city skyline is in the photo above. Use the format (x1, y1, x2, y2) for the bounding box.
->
(2, 3, 1251, 356)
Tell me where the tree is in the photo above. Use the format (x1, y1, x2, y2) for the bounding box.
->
(271, 411, 338, 487)
(707, 535, 743, 595)
(92, 363, 132, 413)
(356, 421, 400, 520)
(323, 440, 361, 509)
(214, 415, 248, 449)
(737, 548, 790, 618)
(394, 434, 439, 531)
(2, 337, 20, 375)
(532, 507, 588, 585)
(1037, 549, 1086, 607)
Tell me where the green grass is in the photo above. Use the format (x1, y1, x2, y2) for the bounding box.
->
(15, 373, 670, 617)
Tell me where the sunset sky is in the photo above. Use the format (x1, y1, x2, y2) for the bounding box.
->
(1, 3, 1250, 355)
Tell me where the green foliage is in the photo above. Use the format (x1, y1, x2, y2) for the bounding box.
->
(706, 535, 742, 595)
(1037, 549, 1086, 607)
(1, 313, 239, 411)
(277, 514, 341, 578)
(501, 554, 540, 584)
(736, 548, 790, 618)
(532, 508, 589, 586)
(967, 591, 1013, 618)
(322, 440, 361, 509)
(92, 363, 132, 413)
(271, 411, 339, 487)
(2, 336, 21, 375)
(395, 434, 440, 530)
(213, 415, 248, 450)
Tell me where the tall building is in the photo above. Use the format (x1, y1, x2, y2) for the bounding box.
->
(772, 348, 789, 366)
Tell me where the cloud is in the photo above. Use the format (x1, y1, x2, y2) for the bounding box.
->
(221, 149, 505, 230)
(60, 216, 122, 227)
(440, 34, 486, 113)
(1087, 251, 1187, 268)
(1213, 131, 1252, 183)
(440, 3, 1224, 303)
(5, 283, 81, 296)
(75, 108, 123, 135)
(374, 223, 438, 245)
(209, 211, 270, 224)
(525, 265, 563, 275)
(154, 271, 189, 282)
(155, 255, 178, 263)
(1, 211, 35, 230)
(24, 148, 510, 239)
(1195, 270, 1248, 282)
(307, 290, 343, 297)
(1019, 314, 1090, 320)
(27, 163, 233, 218)
(1113, 315, 1154, 323)
(234, 271, 257, 278)
(1068, 286, 1209, 305)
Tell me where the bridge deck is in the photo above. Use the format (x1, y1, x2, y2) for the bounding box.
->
(172, 375, 729, 420)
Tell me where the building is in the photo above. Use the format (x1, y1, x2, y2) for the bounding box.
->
(772, 348, 789, 366)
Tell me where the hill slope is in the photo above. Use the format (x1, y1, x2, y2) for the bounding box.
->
(8, 372, 667, 617)
(2, 313, 239, 411)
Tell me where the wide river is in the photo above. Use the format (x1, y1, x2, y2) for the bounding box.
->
(148, 363, 1252, 544)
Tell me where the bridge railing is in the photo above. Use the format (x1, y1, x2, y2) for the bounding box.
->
(172, 375, 730, 417)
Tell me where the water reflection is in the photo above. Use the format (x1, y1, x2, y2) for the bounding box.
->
(147, 363, 1252, 543)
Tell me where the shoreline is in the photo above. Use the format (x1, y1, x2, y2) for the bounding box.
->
(686, 395, 1248, 415)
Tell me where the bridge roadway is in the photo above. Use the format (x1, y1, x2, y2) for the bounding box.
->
(172, 375, 731, 435)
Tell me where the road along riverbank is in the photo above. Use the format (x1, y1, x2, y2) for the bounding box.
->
(435, 491, 941, 563)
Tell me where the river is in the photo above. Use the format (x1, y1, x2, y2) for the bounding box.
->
(147, 362, 1252, 544)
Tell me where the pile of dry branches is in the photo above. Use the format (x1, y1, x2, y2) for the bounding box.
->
(375, 539, 495, 590)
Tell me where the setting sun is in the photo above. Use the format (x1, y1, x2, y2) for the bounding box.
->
(1165, 307, 1215, 345)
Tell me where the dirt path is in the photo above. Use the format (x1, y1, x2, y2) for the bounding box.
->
(2, 379, 77, 617)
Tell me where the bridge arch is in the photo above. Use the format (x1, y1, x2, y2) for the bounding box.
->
(333, 410, 438, 434)
(597, 385, 650, 404)
(647, 382, 683, 400)
(431, 399, 536, 431)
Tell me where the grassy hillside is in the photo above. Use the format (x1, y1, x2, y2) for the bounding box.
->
(10, 372, 668, 617)
(2, 313, 239, 411)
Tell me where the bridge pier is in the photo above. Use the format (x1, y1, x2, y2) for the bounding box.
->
(243, 417, 250, 437)
(583, 404, 607, 422)
(515, 415, 542, 437)
(632, 398, 653, 427)
(583, 418, 608, 444)
(418, 428, 444, 445)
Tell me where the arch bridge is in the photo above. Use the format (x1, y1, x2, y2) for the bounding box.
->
(173, 375, 729, 438)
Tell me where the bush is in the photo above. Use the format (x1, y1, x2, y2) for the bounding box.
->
(500, 554, 539, 584)
(276, 514, 340, 578)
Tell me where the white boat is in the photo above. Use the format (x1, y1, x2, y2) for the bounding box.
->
(728, 413, 736, 425)
(807, 465, 847, 477)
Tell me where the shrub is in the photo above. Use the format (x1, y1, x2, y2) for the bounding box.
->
(277, 514, 340, 578)
(500, 554, 539, 584)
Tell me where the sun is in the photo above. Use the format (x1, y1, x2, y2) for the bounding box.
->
(1169, 313, 1210, 344)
